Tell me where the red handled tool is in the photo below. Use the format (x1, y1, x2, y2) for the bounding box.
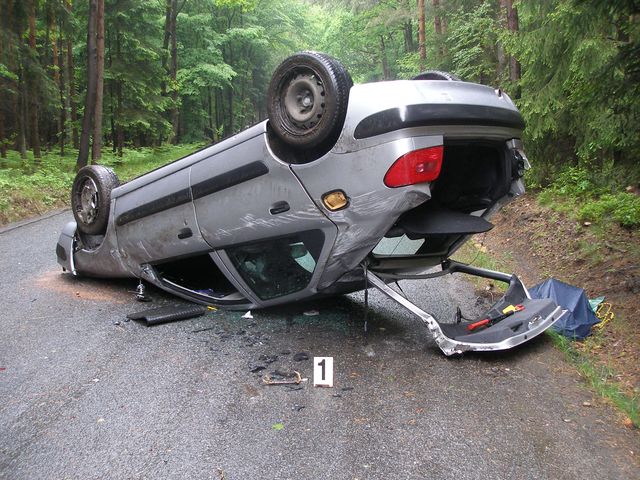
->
(467, 304, 524, 331)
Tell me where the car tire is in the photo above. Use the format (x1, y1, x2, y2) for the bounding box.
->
(412, 70, 461, 81)
(71, 165, 119, 235)
(267, 51, 353, 149)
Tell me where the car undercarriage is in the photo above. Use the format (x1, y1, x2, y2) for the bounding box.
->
(56, 52, 565, 355)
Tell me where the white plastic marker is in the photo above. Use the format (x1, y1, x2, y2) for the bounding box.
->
(313, 357, 334, 387)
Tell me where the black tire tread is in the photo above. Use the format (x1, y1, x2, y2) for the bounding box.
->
(267, 51, 352, 150)
(71, 165, 119, 235)
(412, 70, 461, 81)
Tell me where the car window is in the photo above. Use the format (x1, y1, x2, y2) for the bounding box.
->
(373, 235, 424, 256)
(226, 231, 323, 300)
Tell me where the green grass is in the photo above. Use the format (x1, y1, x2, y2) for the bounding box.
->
(0, 144, 204, 225)
(548, 329, 640, 428)
(451, 240, 509, 292)
(455, 235, 639, 428)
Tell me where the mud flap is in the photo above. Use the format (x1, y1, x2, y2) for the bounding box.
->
(366, 262, 566, 356)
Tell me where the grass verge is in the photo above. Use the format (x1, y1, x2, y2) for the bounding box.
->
(0, 144, 204, 226)
(549, 329, 639, 428)
(456, 239, 639, 429)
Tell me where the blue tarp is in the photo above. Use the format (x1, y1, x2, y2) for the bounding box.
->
(529, 278, 600, 340)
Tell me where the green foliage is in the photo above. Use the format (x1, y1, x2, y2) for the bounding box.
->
(445, 3, 498, 83)
(551, 166, 601, 196)
(511, 0, 640, 171)
(0, 145, 203, 226)
(537, 164, 640, 228)
(578, 193, 640, 228)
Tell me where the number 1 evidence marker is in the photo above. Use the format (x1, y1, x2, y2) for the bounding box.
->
(313, 357, 334, 387)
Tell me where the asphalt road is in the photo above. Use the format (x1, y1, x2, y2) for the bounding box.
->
(0, 211, 638, 480)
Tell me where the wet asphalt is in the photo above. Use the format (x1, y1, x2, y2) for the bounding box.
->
(0, 211, 638, 480)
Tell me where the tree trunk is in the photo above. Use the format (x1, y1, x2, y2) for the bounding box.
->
(403, 21, 414, 53)
(0, 111, 5, 160)
(77, 0, 98, 170)
(161, 0, 171, 97)
(504, 0, 521, 82)
(28, 0, 41, 160)
(92, 0, 105, 162)
(0, 0, 5, 160)
(65, 0, 79, 150)
(58, 39, 67, 157)
(51, 13, 65, 156)
(433, 0, 442, 34)
(116, 79, 124, 158)
(18, 64, 28, 160)
(169, 0, 179, 144)
(14, 5, 27, 160)
(418, 0, 426, 71)
(207, 87, 214, 141)
(380, 35, 390, 80)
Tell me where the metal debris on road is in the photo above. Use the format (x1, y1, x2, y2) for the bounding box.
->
(263, 370, 302, 385)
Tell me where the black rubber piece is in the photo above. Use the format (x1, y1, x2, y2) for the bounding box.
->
(71, 165, 119, 235)
(354, 104, 526, 139)
(412, 70, 461, 81)
(267, 51, 353, 149)
(398, 205, 494, 238)
(127, 304, 207, 326)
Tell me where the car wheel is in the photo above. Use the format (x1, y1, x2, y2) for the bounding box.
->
(267, 51, 353, 149)
(412, 70, 461, 81)
(71, 165, 119, 235)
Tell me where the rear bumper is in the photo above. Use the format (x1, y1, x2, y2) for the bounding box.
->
(366, 261, 566, 356)
(354, 103, 525, 139)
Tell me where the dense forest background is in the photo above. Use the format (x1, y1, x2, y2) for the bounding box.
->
(0, 0, 639, 218)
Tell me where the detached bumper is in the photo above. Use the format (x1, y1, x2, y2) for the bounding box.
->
(366, 262, 566, 356)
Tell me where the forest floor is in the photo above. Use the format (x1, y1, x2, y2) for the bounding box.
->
(456, 193, 640, 428)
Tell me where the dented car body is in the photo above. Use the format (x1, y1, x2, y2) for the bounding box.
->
(56, 52, 565, 355)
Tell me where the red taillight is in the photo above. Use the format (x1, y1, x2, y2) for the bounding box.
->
(384, 145, 444, 188)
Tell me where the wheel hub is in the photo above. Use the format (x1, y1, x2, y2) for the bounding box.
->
(283, 72, 325, 129)
(76, 177, 99, 225)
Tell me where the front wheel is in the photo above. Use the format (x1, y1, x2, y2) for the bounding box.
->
(71, 165, 119, 235)
(267, 51, 353, 150)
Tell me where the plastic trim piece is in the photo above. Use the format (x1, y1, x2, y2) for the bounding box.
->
(354, 104, 526, 139)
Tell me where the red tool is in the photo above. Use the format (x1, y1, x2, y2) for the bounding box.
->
(467, 304, 524, 331)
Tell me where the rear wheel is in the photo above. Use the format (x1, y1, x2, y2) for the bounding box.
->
(71, 165, 119, 235)
(412, 70, 461, 81)
(267, 51, 352, 149)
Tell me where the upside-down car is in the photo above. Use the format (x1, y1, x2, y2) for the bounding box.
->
(56, 52, 565, 355)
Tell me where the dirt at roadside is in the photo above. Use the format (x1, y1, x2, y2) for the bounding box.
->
(476, 194, 640, 398)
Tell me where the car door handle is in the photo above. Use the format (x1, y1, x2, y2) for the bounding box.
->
(178, 227, 193, 239)
(269, 201, 290, 215)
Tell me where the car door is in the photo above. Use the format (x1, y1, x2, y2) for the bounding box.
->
(190, 129, 337, 304)
(113, 168, 211, 268)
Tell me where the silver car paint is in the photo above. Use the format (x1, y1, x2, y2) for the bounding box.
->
(59, 79, 525, 307)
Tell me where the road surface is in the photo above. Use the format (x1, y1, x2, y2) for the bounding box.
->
(0, 211, 637, 479)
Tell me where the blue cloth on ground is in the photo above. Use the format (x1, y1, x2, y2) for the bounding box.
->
(528, 278, 600, 340)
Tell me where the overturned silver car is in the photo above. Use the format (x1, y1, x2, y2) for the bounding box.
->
(56, 52, 565, 355)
